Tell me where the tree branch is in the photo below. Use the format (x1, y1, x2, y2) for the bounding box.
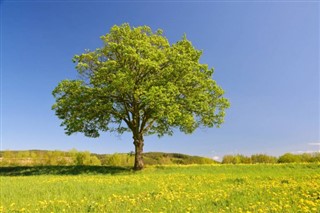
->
(141, 119, 156, 134)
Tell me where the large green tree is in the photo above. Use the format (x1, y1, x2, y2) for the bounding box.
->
(52, 23, 230, 170)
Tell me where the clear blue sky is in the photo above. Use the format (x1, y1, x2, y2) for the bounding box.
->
(1, 1, 319, 160)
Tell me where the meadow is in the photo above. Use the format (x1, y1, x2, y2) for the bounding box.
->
(1, 164, 320, 212)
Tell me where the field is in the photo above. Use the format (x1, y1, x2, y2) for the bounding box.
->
(1, 164, 320, 212)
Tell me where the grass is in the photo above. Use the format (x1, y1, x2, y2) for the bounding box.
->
(1, 164, 320, 212)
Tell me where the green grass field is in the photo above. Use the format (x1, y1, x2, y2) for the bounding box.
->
(1, 164, 320, 212)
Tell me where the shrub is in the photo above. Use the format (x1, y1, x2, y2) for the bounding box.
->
(278, 153, 301, 163)
(222, 155, 235, 164)
(251, 154, 277, 164)
(222, 155, 251, 164)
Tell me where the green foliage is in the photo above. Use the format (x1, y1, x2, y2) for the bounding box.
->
(221, 155, 235, 164)
(74, 151, 91, 165)
(278, 153, 299, 163)
(0, 150, 215, 167)
(102, 153, 134, 167)
(2, 150, 14, 158)
(222, 154, 251, 164)
(2, 151, 320, 167)
(222, 153, 320, 164)
(251, 154, 277, 164)
(90, 156, 102, 166)
(52, 23, 229, 155)
(0, 150, 101, 167)
(143, 152, 217, 165)
(277, 153, 320, 163)
(311, 152, 320, 162)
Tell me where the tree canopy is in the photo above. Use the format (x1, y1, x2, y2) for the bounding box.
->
(52, 23, 230, 170)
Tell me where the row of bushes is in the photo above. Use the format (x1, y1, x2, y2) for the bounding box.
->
(0, 149, 102, 166)
(101, 152, 216, 166)
(1, 150, 319, 166)
(143, 152, 216, 165)
(0, 150, 216, 167)
(222, 153, 320, 164)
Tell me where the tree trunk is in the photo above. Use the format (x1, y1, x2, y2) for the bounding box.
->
(133, 134, 144, 170)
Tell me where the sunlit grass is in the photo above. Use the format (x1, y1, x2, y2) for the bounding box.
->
(1, 164, 319, 212)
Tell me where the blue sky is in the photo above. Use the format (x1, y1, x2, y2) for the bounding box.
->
(1, 1, 319, 159)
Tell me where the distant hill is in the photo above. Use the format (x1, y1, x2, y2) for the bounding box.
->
(0, 150, 217, 167)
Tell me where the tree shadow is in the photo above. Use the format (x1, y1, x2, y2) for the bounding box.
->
(0, 165, 131, 176)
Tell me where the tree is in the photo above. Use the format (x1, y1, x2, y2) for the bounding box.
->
(251, 154, 277, 164)
(52, 23, 230, 170)
(278, 153, 300, 163)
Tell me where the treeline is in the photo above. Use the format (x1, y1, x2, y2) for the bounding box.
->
(0, 149, 101, 166)
(0, 150, 216, 167)
(1, 150, 319, 167)
(222, 153, 320, 164)
(144, 152, 216, 165)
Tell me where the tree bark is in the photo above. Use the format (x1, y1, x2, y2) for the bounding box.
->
(133, 133, 144, 170)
